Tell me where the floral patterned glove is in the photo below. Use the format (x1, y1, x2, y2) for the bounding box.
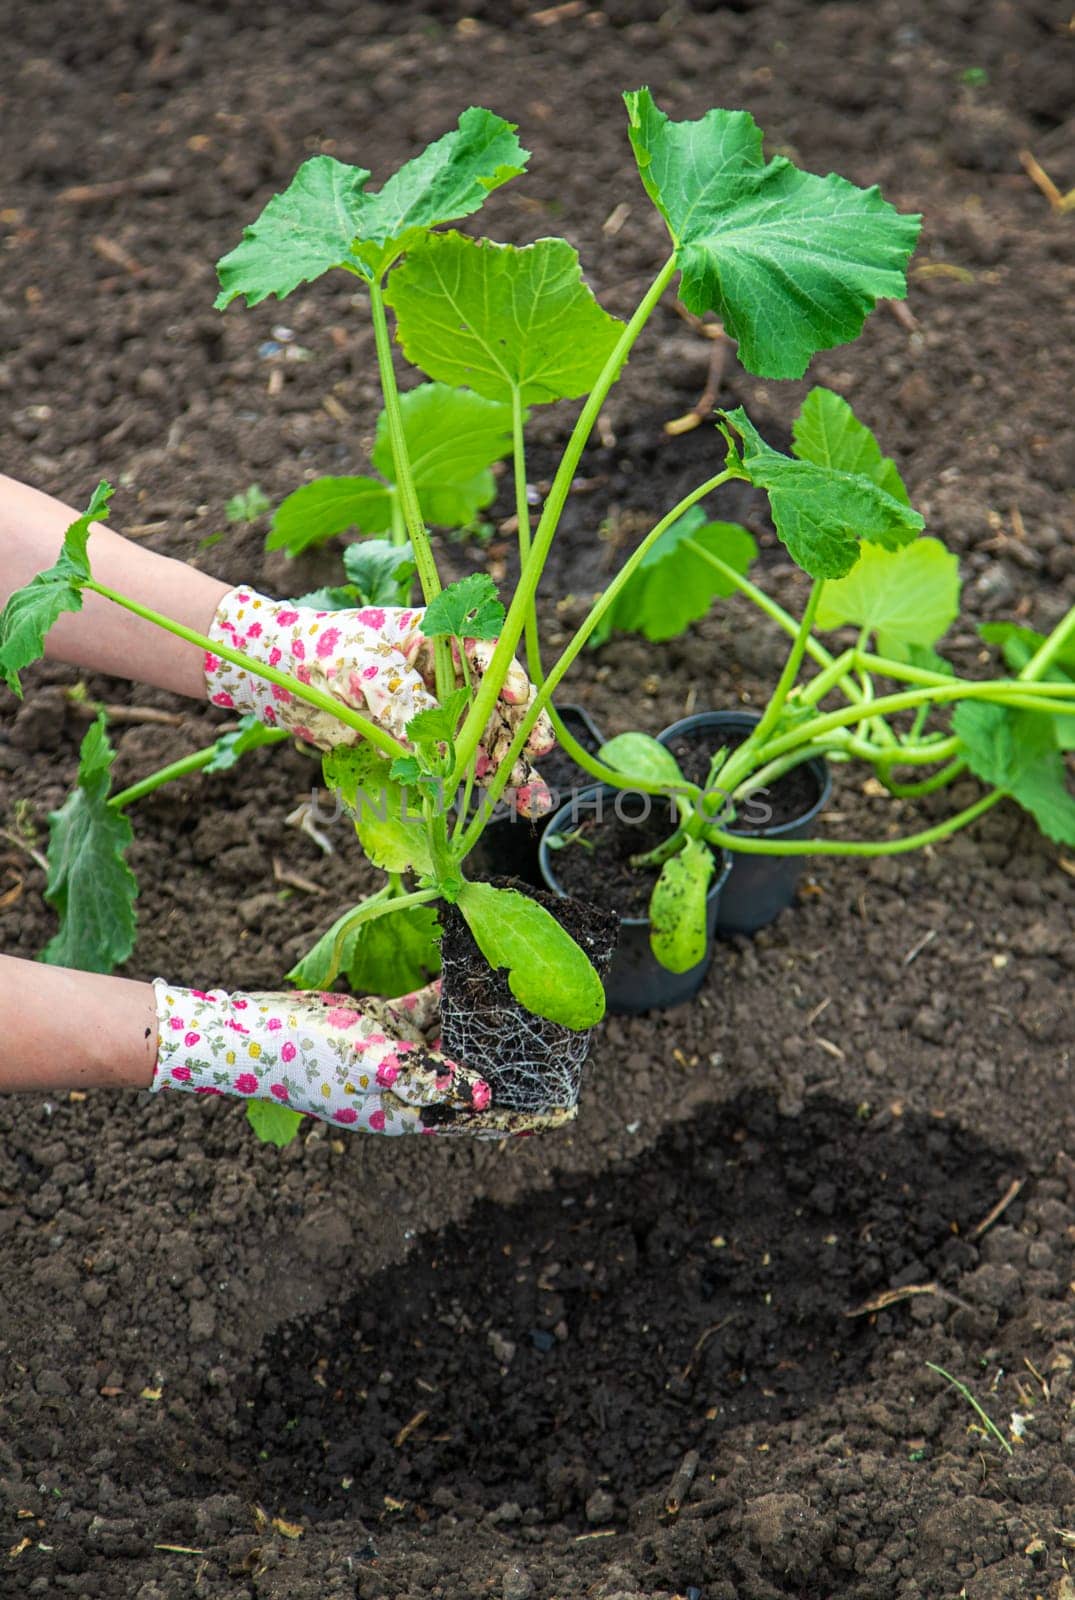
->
(150, 978, 573, 1137)
(203, 587, 556, 816)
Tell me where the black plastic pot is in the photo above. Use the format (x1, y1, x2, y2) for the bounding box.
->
(539, 784, 732, 1016)
(466, 703, 605, 889)
(657, 710, 832, 936)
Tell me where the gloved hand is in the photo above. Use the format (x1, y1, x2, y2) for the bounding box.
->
(202, 587, 555, 817)
(151, 978, 572, 1137)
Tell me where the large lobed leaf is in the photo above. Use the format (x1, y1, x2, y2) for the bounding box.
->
(385, 232, 624, 405)
(456, 881, 606, 1031)
(623, 89, 921, 379)
(215, 109, 529, 307)
(0, 481, 111, 695)
(40, 714, 138, 973)
(792, 388, 910, 505)
(420, 573, 504, 642)
(721, 408, 923, 579)
(592, 505, 757, 645)
(953, 701, 1075, 846)
(323, 745, 433, 875)
(268, 383, 514, 557)
(815, 538, 960, 658)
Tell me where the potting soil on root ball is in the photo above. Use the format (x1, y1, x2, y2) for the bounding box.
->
(439, 881, 618, 1115)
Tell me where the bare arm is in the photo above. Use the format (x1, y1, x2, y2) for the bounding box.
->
(0, 474, 230, 699)
(0, 955, 157, 1092)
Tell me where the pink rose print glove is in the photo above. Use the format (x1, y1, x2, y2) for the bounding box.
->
(202, 587, 556, 817)
(150, 979, 573, 1137)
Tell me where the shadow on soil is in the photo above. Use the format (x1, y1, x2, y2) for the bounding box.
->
(236, 1092, 1019, 1527)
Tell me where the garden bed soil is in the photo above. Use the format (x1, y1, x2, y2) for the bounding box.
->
(666, 725, 822, 833)
(2, 1, 1075, 1598)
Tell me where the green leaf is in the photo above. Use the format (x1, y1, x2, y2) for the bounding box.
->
(389, 755, 423, 786)
(623, 89, 920, 379)
(420, 574, 504, 641)
(0, 481, 112, 695)
(40, 714, 137, 974)
(979, 621, 1075, 677)
(288, 896, 442, 995)
(721, 408, 923, 579)
(406, 687, 470, 746)
(267, 477, 394, 556)
(225, 484, 271, 524)
(323, 745, 433, 874)
(792, 388, 910, 504)
(599, 732, 686, 788)
(205, 713, 286, 773)
(953, 701, 1075, 845)
(246, 1101, 304, 1147)
(373, 383, 515, 529)
(341, 539, 416, 603)
(215, 111, 528, 307)
(351, 108, 529, 279)
(457, 881, 605, 1030)
(815, 537, 960, 656)
(385, 232, 624, 405)
(648, 839, 715, 974)
(979, 624, 1075, 751)
(592, 506, 757, 645)
(345, 901, 441, 996)
(215, 157, 374, 308)
(268, 386, 513, 556)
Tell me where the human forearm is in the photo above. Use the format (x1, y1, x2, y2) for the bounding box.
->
(0, 474, 229, 699)
(0, 955, 157, 1092)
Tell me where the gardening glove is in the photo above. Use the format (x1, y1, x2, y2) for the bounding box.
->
(150, 978, 572, 1137)
(202, 587, 556, 817)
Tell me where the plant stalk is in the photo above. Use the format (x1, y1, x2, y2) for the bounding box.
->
(367, 278, 454, 702)
(1019, 602, 1075, 683)
(110, 728, 289, 809)
(454, 467, 734, 855)
(85, 580, 408, 760)
(511, 386, 542, 686)
(703, 787, 1005, 857)
(450, 253, 680, 784)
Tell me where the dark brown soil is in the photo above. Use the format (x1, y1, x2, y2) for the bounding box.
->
(545, 792, 718, 922)
(666, 724, 824, 833)
(2, 2, 1074, 1598)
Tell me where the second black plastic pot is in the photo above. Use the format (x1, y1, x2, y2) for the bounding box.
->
(658, 710, 832, 936)
(466, 703, 605, 889)
(539, 784, 731, 1015)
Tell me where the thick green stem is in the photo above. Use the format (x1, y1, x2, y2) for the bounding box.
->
(367, 279, 453, 702)
(109, 727, 290, 809)
(883, 757, 967, 798)
(454, 468, 734, 856)
(751, 578, 824, 747)
(704, 787, 1005, 858)
(1020, 602, 1075, 683)
(86, 580, 407, 760)
(451, 253, 680, 784)
(511, 386, 542, 686)
(680, 539, 866, 707)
